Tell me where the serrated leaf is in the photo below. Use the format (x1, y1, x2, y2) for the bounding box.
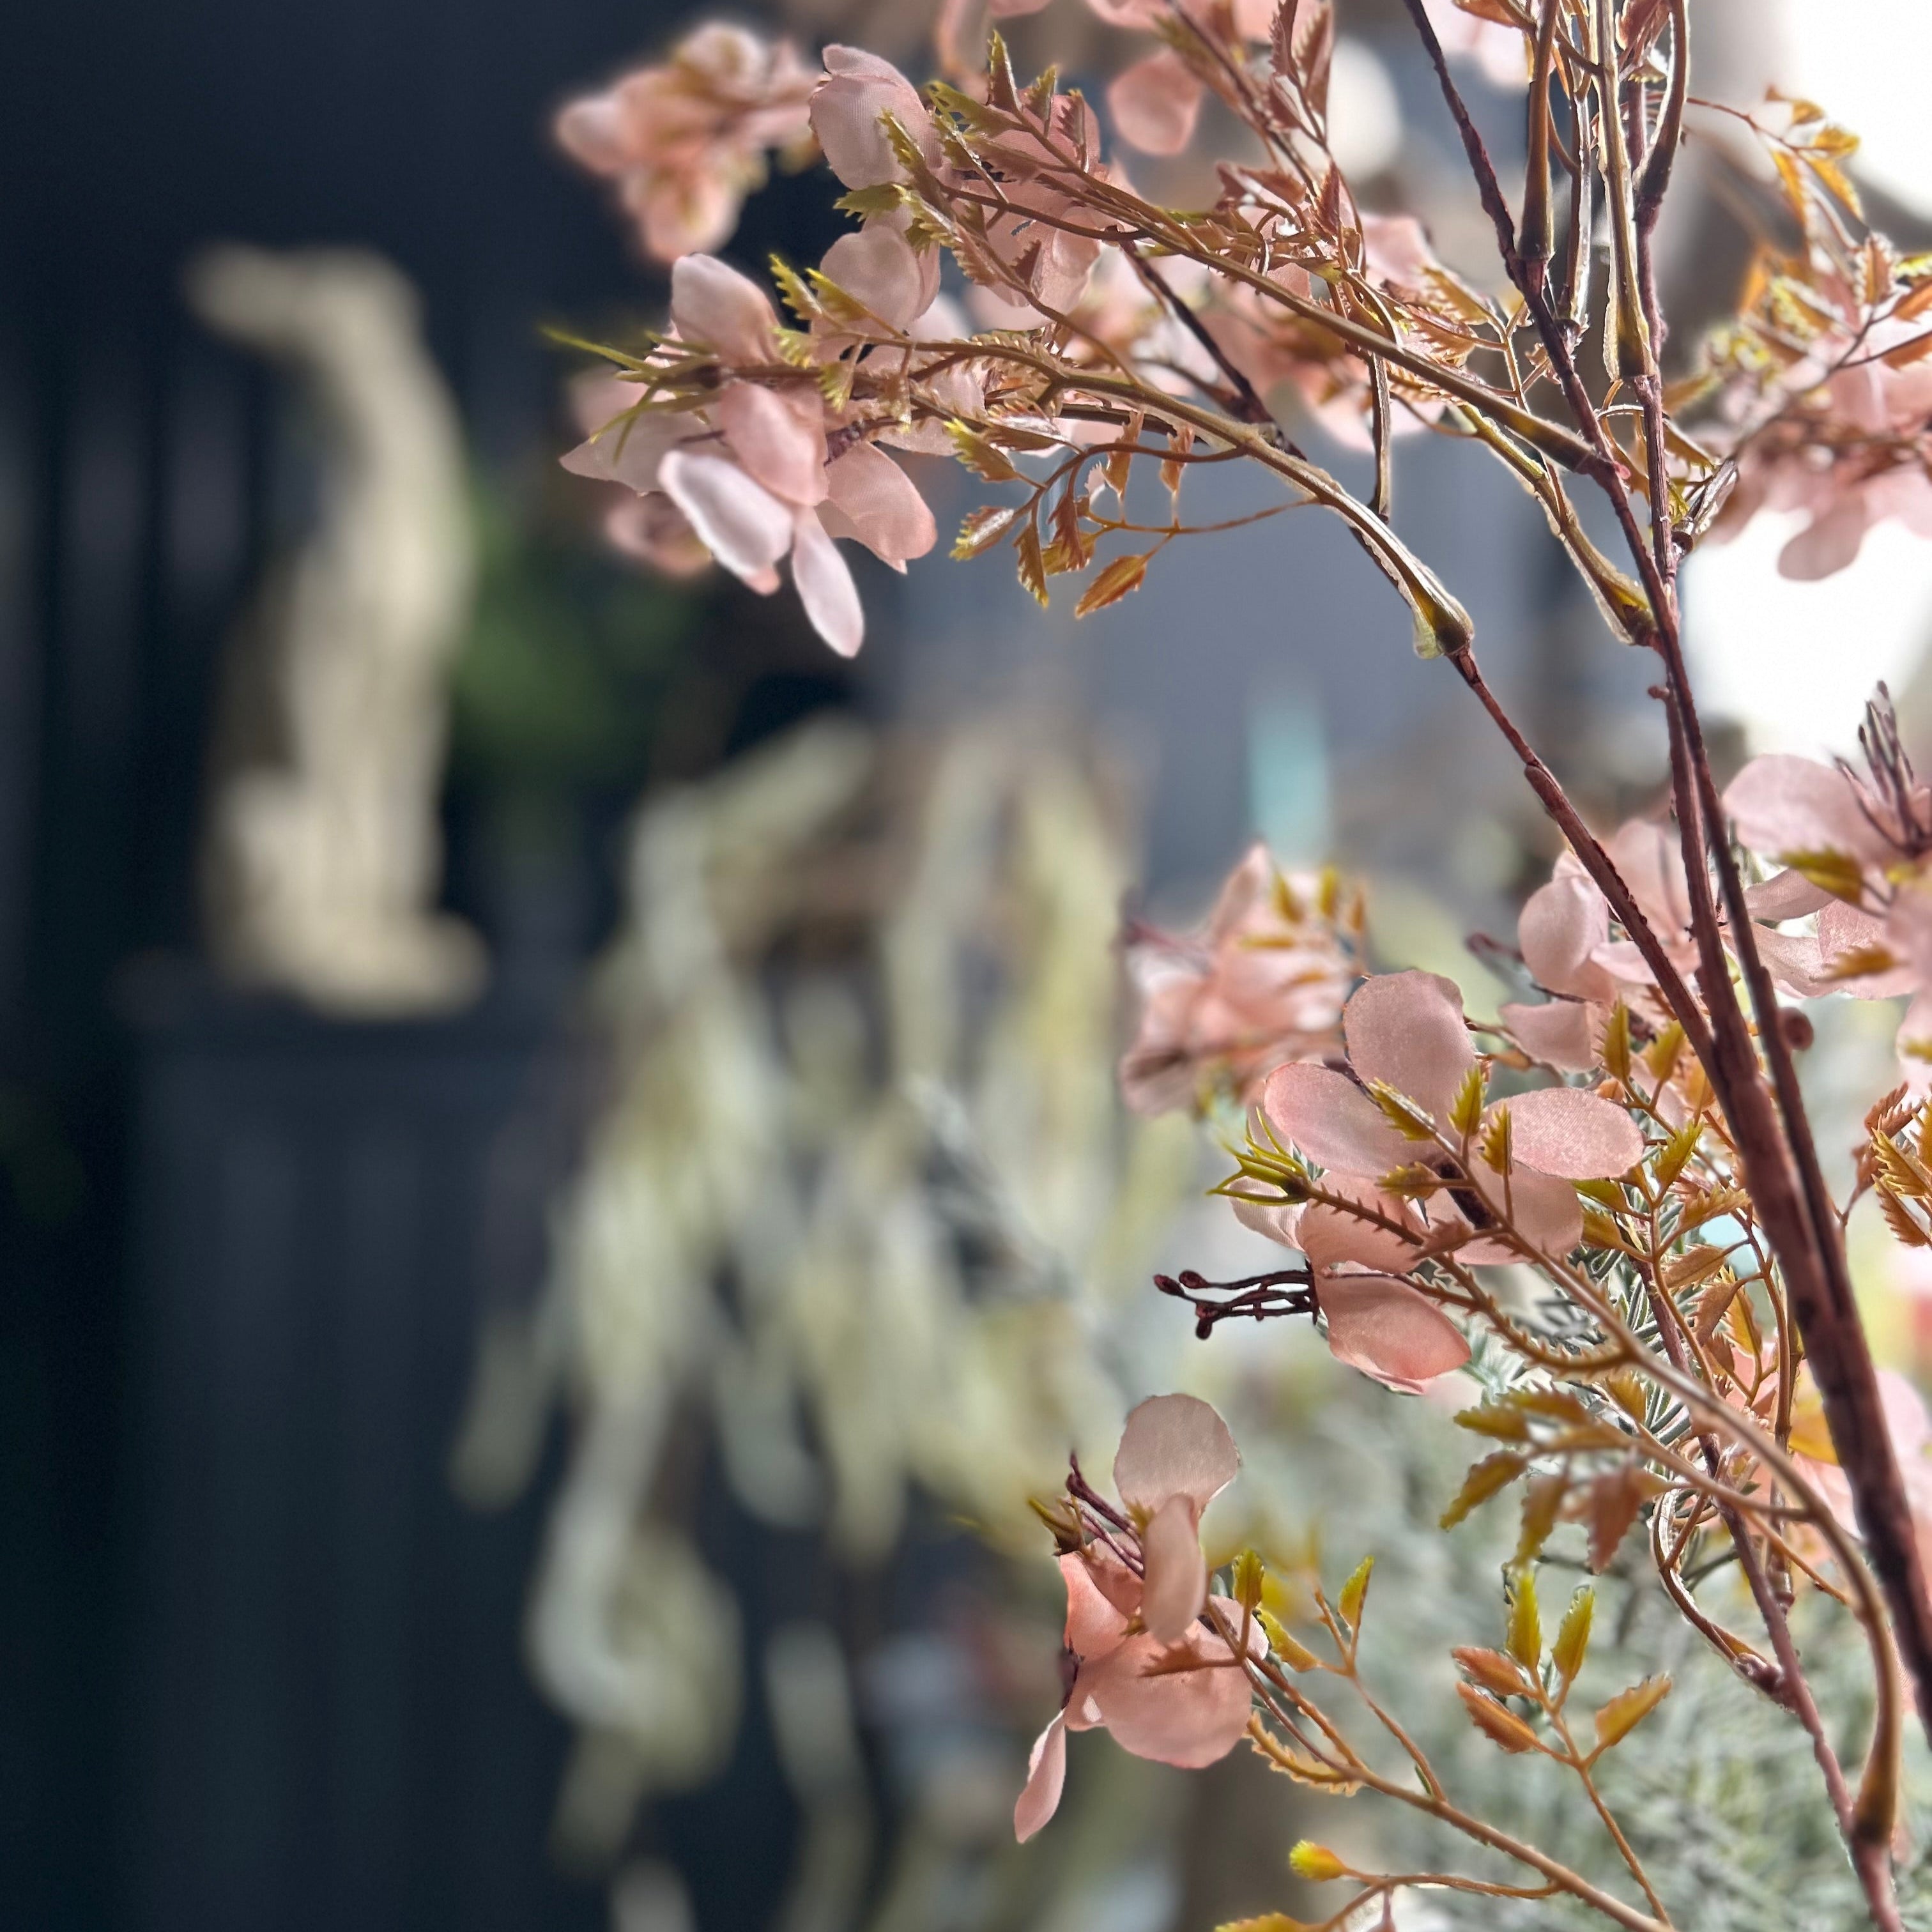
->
(1288, 1841, 1347, 1883)
(1479, 1103, 1513, 1174)
(1015, 522, 1048, 606)
(1457, 1403, 1532, 1443)
(1337, 1556, 1374, 1630)
(1453, 1645, 1533, 1699)
(1441, 1450, 1528, 1528)
(834, 183, 907, 220)
(1600, 1000, 1632, 1083)
(1601, 1368, 1647, 1423)
(1643, 1022, 1685, 1084)
(1450, 1064, 1487, 1137)
(1581, 1205, 1628, 1253)
(1367, 1081, 1436, 1141)
(1654, 1118, 1703, 1192)
(1457, 1683, 1541, 1754)
(1663, 1243, 1730, 1293)
(1506, 1569, 1541, 1671)
(1586, 1468, 1650, 1573)
(1216, 1917, 1310, 1932)
(1594, 1673, 1671, 1749)
(1517, 1473, 1567, 1564)
(1552, 1586, 1595, 1687)
(1255, 1607, 1319, 1671)
(953, 505, 1020, 560)
(946, 419, 1021, 483)
(1075, 551, 1149, 618)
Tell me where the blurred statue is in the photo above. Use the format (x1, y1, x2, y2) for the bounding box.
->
(186, 243, 484, 1015)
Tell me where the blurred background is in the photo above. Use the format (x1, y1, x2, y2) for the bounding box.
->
(6, 3, 1932, 1931)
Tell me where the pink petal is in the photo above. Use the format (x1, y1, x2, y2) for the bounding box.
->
(1745, 870, 1834, 920)
(1452, 1164, 1583, 1264)
(1750, 927, 1834, 1000)
(717, 382, 827, 505)
(560, 413, 686, 494)
(1013, 1714, 1066, 1843)
(789, 509, 864, 657)
(1317, 1275, 1470, 1392)
(820, 224, 933, 331)
(1606, 821, 1690, 939)
(1261, 1062, 1410, 1175)
(823, 443, 937, 565)
(553, 93, 631, 174)
(1138, 1493, 1208, 1643)
(1496, 1086, 1642, 1180)
(669, 254, 778, 363)
(1823, 899, 1919, 995)
(1080, 1631, 1252, 1768)
(1113, 1393, 1239, 1518)
(811, 49, 931, 189)
(1519, 876, 1612, 999)
(1343, 970, 1474, 1117)
(1500, 1000, 1597, 1073)
(1779, 495, 1872, 580)
(1086, 0, 1165, 26)
(1061, 1549, 1135, 1659)
(657, 449, 793, 581)
(1230, 1193, 1302, 1246)
(1882, 1368, 1932, 1459)
(1107, 50, 1203, 157)
(1296, 1176, 1426, 1273)
(988, 0, 1054, 15)
(1725, 754, 1890, 876)
(602, 494, 712, 578)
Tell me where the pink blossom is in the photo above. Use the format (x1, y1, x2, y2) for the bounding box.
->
(1420, 0, 1528, 89)
(1119, 844, 1356, 1117)
(1246, 970, 1641, 1386)
(1016, 1396, 1256, 1843)
(555, 26, 816, 262)
(558, 252, 939, 656)
(1723, 710, 1932, 1079)
(1719, 315, 1932, 581)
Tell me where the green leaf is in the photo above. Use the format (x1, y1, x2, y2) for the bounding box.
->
(1440, 1451, 1528, 1529)
(1450, 1064, 1487, 1137)
(1337, 1556, 1374, 1631)
(1595, 1674, 1672, 1750)
(1506, 1569, 1542, 1672)
(946, 419, 1022, 484)
(1552, 1586, 1595, 1689)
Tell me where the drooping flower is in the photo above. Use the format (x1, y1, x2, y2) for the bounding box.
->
(1015, 1395, 1257, 1842)
(555, 26, 817, 262)
(1119, 844, 1358, 1117)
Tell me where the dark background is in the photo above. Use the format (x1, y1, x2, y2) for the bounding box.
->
(0, 4, 857, 1927)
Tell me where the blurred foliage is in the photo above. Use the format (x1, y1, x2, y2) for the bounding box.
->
(447, 482, 700, 805)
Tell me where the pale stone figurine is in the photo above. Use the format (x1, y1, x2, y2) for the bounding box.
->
(187, 243, 485, 1014)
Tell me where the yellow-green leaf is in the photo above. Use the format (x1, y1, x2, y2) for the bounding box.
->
(1600, 1000, 1632, 1084)
(953, 505, 1019, 560)
(1777, 847, 1866, 906)
(1337, 1556, 1374, 1630)
(1441, 1450, 1528, 1528)
(1552, 1586, 1595, 1687)
(1450, 1064, 1487, 1137)
(946, 419, 1021, 484)
(1367, 1080, 1436, 1141)
(1288, 1841, 1347, 1883)
(1654, 1118, 1703, 1192)
(1517, 1473, 1567, 1564)
(1595, 1673, 1672, 1749)
(1255, 1607, 1319, 1671)
(1507, 1569, 1542, 1671)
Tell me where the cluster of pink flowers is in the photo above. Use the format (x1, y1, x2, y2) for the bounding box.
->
(555, 26, 816, 262)
(1241, 967, 1641, 1390)
(1722, 695, 1932, 1082)
(1721, 316, 1932, 581)
(1119, 844, 1358, 1116)
(1016, 1395, 1259, 1840)
(561, 243, 945, 656)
